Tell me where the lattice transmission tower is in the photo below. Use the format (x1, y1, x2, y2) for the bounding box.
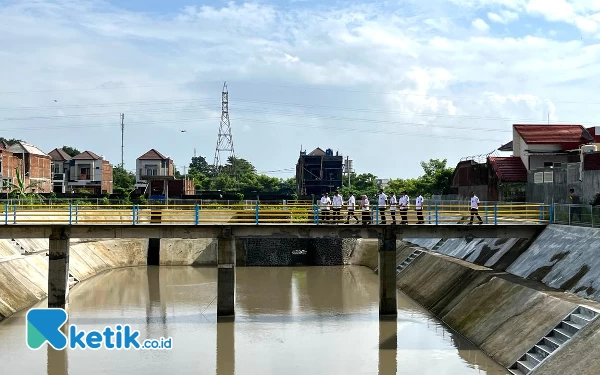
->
(213, 81, 235, 174)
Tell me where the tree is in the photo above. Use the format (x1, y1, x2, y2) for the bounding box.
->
(0, 137, 21, 146)
(3, 167, 44, 202)
(113, 166, 136, 195)
(189, 156, 213, 176)
(61, 146, 80, 157)
(419, 158, 454, 196)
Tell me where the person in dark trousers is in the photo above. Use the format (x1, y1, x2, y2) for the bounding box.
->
(468, 192, 483, 225)
(377, 189, 388, 224)
(344, 192, 359, 224)
(361, 194, 371, 225)
(389, 192, 397, 225)
(319, 192, 331, 224)
(568, 188, 582, 222)
(592, 192, 600, 206)
(399, 191, 409, 224)
(415, 193, 424, 224)
(331, 190, 343, 223)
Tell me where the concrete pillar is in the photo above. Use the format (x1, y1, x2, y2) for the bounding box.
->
(47, 323, 69, 374)
(378, 316, 397, 375)
(379, 228, 397, 316)
(217, 228, 236, 317)
(48, 227, 70, 310)
(147, 238, 160, 265)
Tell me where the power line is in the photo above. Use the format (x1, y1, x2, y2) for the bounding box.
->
(120, 113, 125, 168)
(0, 79, 597, 105)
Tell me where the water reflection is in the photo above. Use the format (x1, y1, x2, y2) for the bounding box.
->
(47, 321, 68, 375)
(378, 317, 397, 375)
(0, 265, 509, 375)
(216, 317, 235, 375)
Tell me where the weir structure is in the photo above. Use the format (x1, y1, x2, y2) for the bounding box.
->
(0, 223, 546, 318)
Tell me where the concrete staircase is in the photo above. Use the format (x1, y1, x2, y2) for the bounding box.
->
(397, 248, 423, 273)
(508, 306, 599, 375)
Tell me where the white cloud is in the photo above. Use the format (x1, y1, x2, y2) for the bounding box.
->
(0, 0, 599, 179)
(472, 18, 491, 32)
(487, 10, 519, 23)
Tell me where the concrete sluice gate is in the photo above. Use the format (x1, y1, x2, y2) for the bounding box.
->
(0, 224, 600, 374)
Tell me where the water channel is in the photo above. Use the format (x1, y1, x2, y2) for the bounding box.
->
(0, 265, 509, 374)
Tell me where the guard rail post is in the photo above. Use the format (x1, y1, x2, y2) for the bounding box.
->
(75, 204, 79, 224)
(549, 204, 554, 224)
(494, 204, 498, 225)
(485, 205, 489, 224)
(427, 204, 431, 224)
(4, 203, 7, 225)
(195, 203, 199, 225)
(68, 203, 73, 225)
(132, 205, 136, 225)
(316, 206, 320, 225)
(12, 205, 16, 224)
(255, 202, 259, 225)
(435, 204, 438, 225)
(539, 204, 543, 223)
(375, 205, 379, 225)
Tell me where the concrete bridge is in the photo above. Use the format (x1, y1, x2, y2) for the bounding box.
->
(0, 223, 546, 318)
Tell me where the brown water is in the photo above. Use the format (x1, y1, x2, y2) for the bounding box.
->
(0, 266, 509, 375)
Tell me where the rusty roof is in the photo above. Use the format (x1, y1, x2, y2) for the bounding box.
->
(72, 150, 102, 160)
(489, 156, 527, 182)
(48, 148, 72, 161)
(514, 124, 594, 144)
(138, 149, 168, 160)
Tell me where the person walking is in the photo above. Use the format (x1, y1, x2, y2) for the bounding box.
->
(361, 194, 371, 225)
(332, 190, 343, 223)
(568, 188, 582, 222)
(377, 189, 388, 224)
(399, 191, 409, 224)
(415, 193, 424, 224)
(319, 192, 331, 224)
(344, 192, 359, 224)
(389, 192, 397, 225)
(468, 192, 483, 225)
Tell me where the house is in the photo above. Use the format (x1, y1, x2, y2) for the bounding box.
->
(48, 148, 72, 193)
(296, 147, 343, 196)
(2, 141, 52, 192)
(450, 153, 528, 201)
(511, 124, 594, 170)
(134, 149, 194, 197)
(68, 151, 113, 194)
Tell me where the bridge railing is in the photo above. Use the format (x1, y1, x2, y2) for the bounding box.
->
(0, 202, 550, 225)
(551, 204, 600, 228)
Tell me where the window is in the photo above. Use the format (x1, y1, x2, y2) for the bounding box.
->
(544, 162, 553, 167)
(79, 167, 90, 180)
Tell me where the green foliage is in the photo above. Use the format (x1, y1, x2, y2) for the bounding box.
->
(3, 167, 45, 203)
(0, 137, 21, 146)
(61, 146, 80, 157)
(113, 166, 136, 195)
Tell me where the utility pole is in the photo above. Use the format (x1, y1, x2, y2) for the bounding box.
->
(213, 81, 235, 178)
(120, 113, 125, 168)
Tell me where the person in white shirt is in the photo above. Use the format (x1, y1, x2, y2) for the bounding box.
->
(331, 190, 343, 223)
(399, 191, 409, 224)
(389, 192, 397, 225)
(468, 192, 483, 225)
(415, 193, 424, 224)
(319, 192, 331, 224)
(361, 194, 371, 225)
(344, 192, 359, 224)
(377, 189, 388, 224)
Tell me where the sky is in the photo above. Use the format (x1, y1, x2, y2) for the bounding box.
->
(1, 0, 600, 179)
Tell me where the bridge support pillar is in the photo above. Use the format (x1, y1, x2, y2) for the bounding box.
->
(217, 228, 236, 318)
(379, 228, 397, 316)
(48, 227, 70, 310)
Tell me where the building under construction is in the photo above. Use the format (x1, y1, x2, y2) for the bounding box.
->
(296, 147, 344, 197)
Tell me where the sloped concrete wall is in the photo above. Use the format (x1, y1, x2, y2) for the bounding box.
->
(507, 225, 600, 301)
(346, 239, 600, 369)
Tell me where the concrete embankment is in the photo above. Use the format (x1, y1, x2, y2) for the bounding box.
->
(0, 237, 219, 322)
(347, 225, 600, 374)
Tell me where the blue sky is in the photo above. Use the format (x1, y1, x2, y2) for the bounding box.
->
(1, 0, 600, 179)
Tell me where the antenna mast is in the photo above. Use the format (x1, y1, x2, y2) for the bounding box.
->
(120, 113, 125, 167)
(213, 82, 235, 174)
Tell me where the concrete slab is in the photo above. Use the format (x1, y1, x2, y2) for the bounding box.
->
(160, 239, 217, 265)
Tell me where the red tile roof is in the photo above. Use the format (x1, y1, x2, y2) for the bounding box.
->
(138, 149, 168, 160)
(72, 150, 102, 160)
(514, 124, 594, 145)
(489, 156, 527, 182)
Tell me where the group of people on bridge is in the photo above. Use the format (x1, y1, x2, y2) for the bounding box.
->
(318, 190, 425, 225)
